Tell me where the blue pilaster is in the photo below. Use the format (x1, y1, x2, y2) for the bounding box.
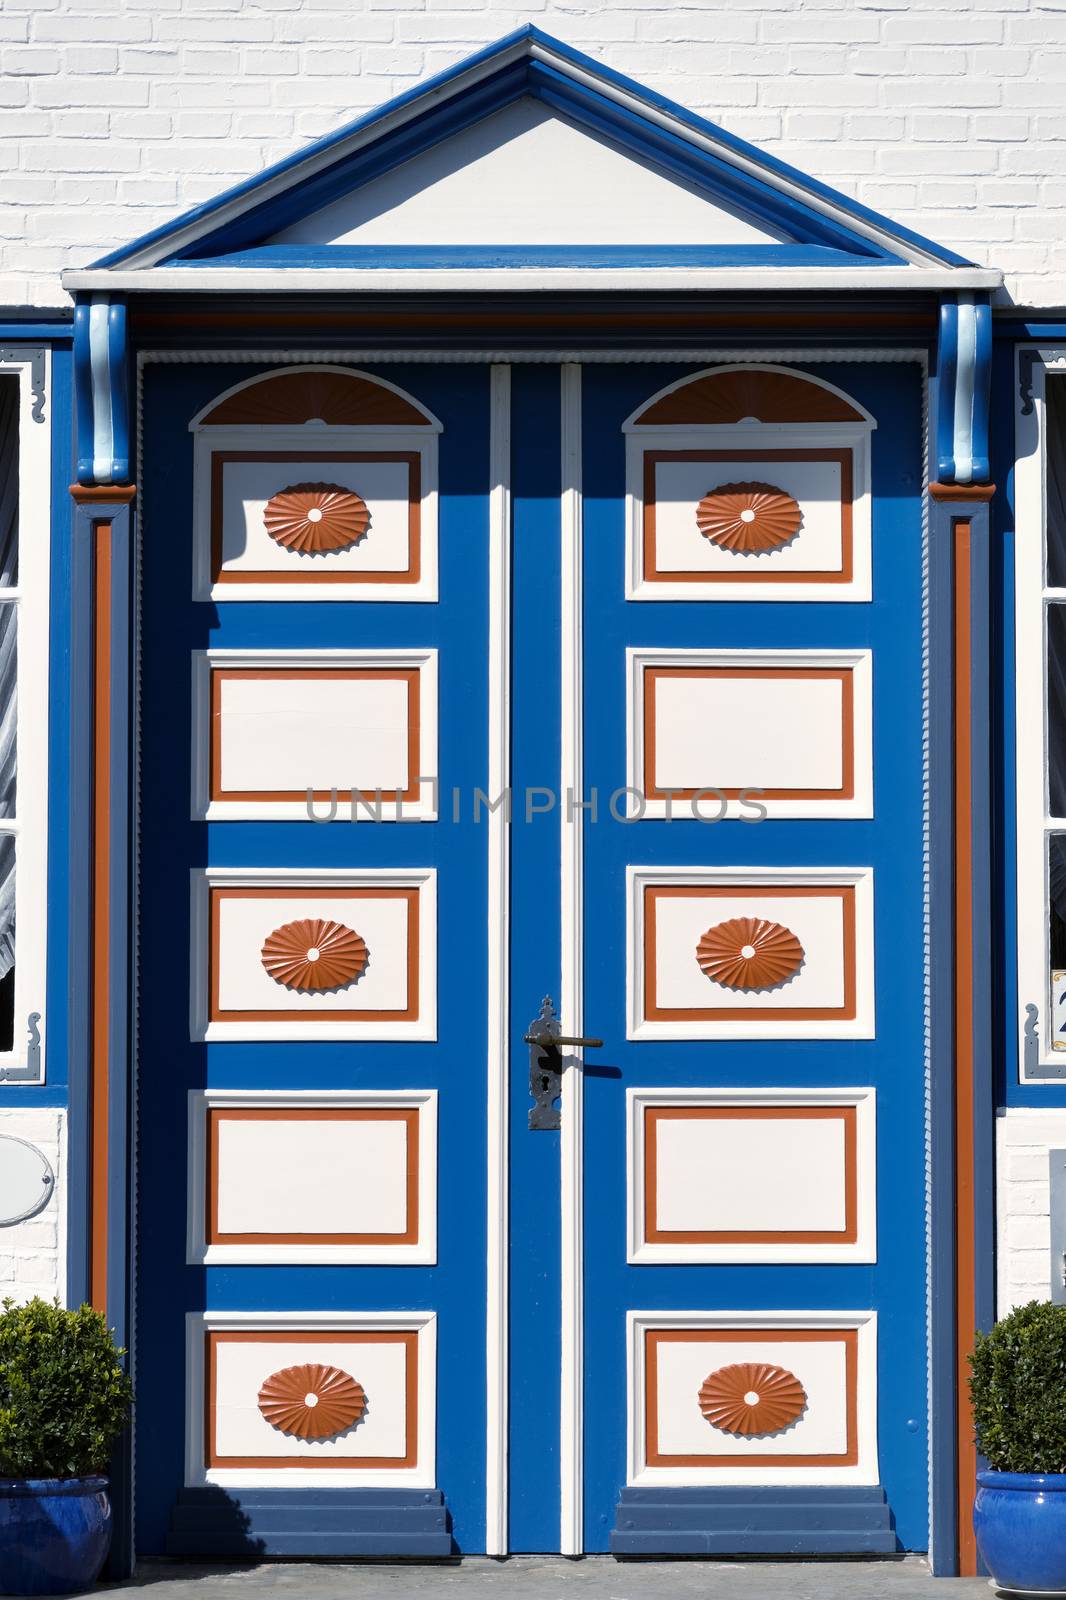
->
(67, 483, 137, 1580)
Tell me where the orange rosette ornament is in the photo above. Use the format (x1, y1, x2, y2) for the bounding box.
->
(258, 1363, 367, 1440)
(695, 481, 801, 554)
(698, 1362, 807, 1437)
(695, 915, 804, 991)
(263, 482, 370, 554)
(260, 917, 368, 992)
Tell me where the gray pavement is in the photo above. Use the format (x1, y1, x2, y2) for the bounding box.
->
(96, 1557, 994, 1599)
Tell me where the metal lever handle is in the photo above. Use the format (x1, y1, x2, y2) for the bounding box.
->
(523, 1032, 603, 1049)
(526, 996, 601, 1130)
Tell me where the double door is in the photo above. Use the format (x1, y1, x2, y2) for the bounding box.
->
(136, 354, 929, 1555)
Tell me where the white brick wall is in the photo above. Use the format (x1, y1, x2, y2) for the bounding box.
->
(0, 0, 1064, 309)
(996, 1110, 1066, 1315)
(0, 1108, 66, 1306)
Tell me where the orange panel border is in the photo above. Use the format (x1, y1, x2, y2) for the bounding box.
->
(642, 448, 853, 586)
(209, 665, 421, 804)
(209, 884, 420, 1024)
(645, 1326, 859, 1469)
(209, 450, 421, 587)
(205, 1329, 418, 1470)
(642, 664, 855, 802)
(644, 1104, 858, 1245)
(206, 1107, 420, 1247)
(643, 882, 857, 1023)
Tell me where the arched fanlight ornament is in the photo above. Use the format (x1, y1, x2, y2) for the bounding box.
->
(699, 1362, 807, 1437)
(261, 917, 369, 992)
(696, 916, 804, 991)
(695, 481, 802, 554)
(263, 482, 371, 554)
(258, 1362, 367, 1440)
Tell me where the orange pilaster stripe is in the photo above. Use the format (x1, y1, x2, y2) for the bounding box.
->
(954, 518, 978, 1576)
(90, 520, 112, 1316)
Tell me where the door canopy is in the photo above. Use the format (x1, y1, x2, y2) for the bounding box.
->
(66, 26, 997, 293)
(65, 27, 998, 491)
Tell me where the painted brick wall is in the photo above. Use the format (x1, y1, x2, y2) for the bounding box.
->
(0, 1109, 66, 1306)
(996, 1111, 1066, 1316)
(0, 0, 1063, 309)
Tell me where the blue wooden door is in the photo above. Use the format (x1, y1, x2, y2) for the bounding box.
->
(135, 360, 492, 1557)
(135, 354, 930, 1559)
(578, 360, 929, 1555)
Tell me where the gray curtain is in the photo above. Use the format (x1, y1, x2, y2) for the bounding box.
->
(1049, 606, 1066, 819)
(0, 379, 19, 982)
(0, 379, 17, 590)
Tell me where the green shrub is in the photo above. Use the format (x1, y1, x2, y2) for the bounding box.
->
(969, 1300, 1066, 1473)
(0, 1297, 133, 1478)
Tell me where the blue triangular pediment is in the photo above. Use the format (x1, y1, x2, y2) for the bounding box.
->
(92, 27, 973, 274)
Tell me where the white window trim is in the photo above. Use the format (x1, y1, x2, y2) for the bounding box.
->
(0, 351, 50, 1083)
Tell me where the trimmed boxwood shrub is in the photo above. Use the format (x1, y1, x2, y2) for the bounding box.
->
(0, 1297, 133, 1478)
(969, 1300, 1066, 1473)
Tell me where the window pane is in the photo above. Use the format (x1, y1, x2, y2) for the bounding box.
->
(0, 832, 15, 1054)
(0, 378, 16, 590)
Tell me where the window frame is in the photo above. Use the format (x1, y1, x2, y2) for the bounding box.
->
(0, 350, 51, 1083)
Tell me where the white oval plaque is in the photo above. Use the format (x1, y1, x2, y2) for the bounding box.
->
(0, 1135, 54, 1225)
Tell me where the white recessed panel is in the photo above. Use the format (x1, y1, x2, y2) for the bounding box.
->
(217, 893, 410, 1014)
(192, 427, 438, 602)
(192, 650, 438, 820)
(627, 1088, 876, 1264)
(192, 868, 436, 1041)
(629, 867, 874, 1040)
(628, 1310, 878, 1487)
(653, 891, 845, 1013)
(653, 1335, 848, 1459)
(187, 1310, 436, 1488)
(652, 456, 843, 577)
(219, 458, 410, 576)
(628, 649, 873, 819)
(656, 1116, 847, 1235)
(213, 1336, 409, 1461)
(625, 424, 872, 603)
(274, 100, 781, 248)
(221, 676, 409, 790)
(218, 1117, 409, 1236)
(187, 1089, 438, 1265)
(655, 675, 843, 790)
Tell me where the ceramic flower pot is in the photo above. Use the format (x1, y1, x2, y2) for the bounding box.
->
(0, 1477, 112, 1596)
(975, 1470, 1066, 1595)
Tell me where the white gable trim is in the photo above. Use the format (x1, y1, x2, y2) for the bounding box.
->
(69, 31, 986, 283)
(65, 265, 1002, 294)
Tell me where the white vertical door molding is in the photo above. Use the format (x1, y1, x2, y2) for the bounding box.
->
(559, 361, 584, 1555)
(485, 363, 511, 1555)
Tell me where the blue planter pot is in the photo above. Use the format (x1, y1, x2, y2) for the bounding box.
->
(975, 1470, 1066, 1595)
(0, 1478, 112, 1596)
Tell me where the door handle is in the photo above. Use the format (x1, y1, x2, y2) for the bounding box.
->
(525, 995, 602, 1130)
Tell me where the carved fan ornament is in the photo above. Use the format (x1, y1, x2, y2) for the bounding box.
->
(695, 481, 802, 554)
(261, 917, 368, 992)
(696, 916, 804, 991)
(263, 482, 370, 555)
(258, 1363, 366, 1440)
(699, 1362, 807, 1437)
